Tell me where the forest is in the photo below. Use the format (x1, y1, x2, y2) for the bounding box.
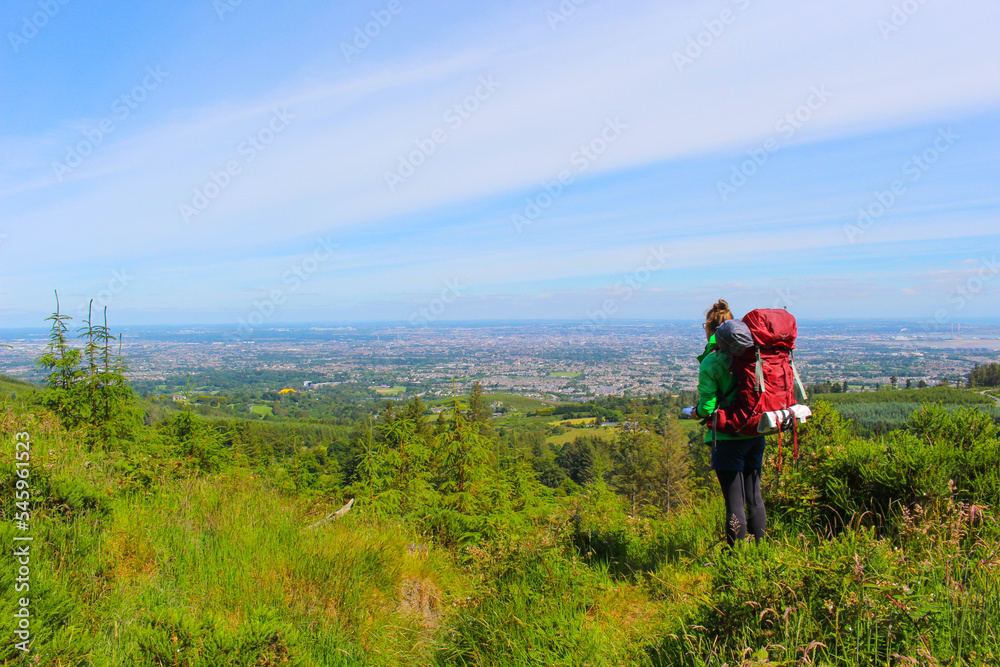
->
(1, 306, 999, 665)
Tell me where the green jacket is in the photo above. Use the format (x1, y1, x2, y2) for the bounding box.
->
(695, 335, 755, 443)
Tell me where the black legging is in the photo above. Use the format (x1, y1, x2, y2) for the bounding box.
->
(716, 468, 766, 546)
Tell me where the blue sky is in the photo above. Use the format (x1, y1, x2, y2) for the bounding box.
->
(1, 0, 999, 329)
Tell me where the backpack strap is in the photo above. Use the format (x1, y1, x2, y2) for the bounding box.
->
(711, 411, 718, 460)
(790, 350, 808, 402)
(793, 415, 799, 462)
(754, 346, 766, 393)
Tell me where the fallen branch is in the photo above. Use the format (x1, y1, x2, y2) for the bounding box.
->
(306, 498, 354, 530)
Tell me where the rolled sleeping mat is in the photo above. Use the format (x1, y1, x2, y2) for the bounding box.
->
(756, 404, 812, 433)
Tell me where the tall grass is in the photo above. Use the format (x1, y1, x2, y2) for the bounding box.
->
(3, 398, 999, 665)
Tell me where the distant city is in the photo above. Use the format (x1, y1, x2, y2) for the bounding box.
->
(4, 320, 998, 400)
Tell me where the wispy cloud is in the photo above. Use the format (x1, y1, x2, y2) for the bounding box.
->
(1, 0, 999, 324)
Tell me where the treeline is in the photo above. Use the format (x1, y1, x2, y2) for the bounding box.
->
(813, 385, 1000, 435)
(808, 380, 850, 394)
(143, 382, 376, 425)
(134, 368, 338, 394)
(548, 392, 699, 422)
(968, 361, 1000, 388)
(834, 402, 1000, 436)
(343, 389, 695, 544)
(816, 385, 994, 405)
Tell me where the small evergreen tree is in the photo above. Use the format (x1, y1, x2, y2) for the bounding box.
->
(647, 416, 693, 515)
(465, 380, 490, 424)
(36, 291, 84, 424)
(36, 294, 139, 448)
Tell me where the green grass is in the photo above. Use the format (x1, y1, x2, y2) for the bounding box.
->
(554, 417, 596, 426)
(548, 371, 582, 378)
(4, 390, 999, 666)
(495, 414, 557, 429)
(429, 392, 559, 413)
(545, 425, 616, 446)
(678, 418, 704, 442)
(0, 408, 467, 666)
(374, 385, 406, 396)
(0, 373, 38, 400)
(250, 403, 273, 416)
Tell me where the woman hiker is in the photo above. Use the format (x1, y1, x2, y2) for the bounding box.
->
(693, 299, 767, 546)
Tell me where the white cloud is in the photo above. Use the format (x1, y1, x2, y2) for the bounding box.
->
(2, 0, 999, 318)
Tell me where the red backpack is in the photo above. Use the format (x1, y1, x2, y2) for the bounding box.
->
(713, 308, 809, 468)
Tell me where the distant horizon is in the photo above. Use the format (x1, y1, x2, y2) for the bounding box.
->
(4, 316, 1000, 334)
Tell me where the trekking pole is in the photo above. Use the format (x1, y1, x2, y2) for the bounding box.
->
(776, 422, 783, 473)
(792, 415, 799, 463)
(711, 411, 718, 463)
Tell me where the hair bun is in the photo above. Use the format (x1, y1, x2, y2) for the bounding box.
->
(715, 299, 729, 311)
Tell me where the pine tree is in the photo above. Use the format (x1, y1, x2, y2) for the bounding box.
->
(647, 416, 693, 515)
(465, 380, 490, 424)
(37, 290, 81, 392)
(612, 407, 653, 513)
(36, 291, 85, 425)
(403, 396, 430, 437)
(438, 398, 494, 539)
(559, 436, 596, 485)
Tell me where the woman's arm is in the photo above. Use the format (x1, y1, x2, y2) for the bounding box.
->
(695, 356, 720, 419)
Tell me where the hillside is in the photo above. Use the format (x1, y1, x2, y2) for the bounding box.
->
(0, 374, 37, 401)
(816, 386, 995, 405)
(813, 386, 1000, 435)
(3, 385, 999, 665)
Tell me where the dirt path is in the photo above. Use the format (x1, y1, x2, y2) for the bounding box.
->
(981, 390, 1000, 406)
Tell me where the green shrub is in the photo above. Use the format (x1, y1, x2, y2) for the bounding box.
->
(765, 403, 1000, 533)
(132, 608, 307, 667)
